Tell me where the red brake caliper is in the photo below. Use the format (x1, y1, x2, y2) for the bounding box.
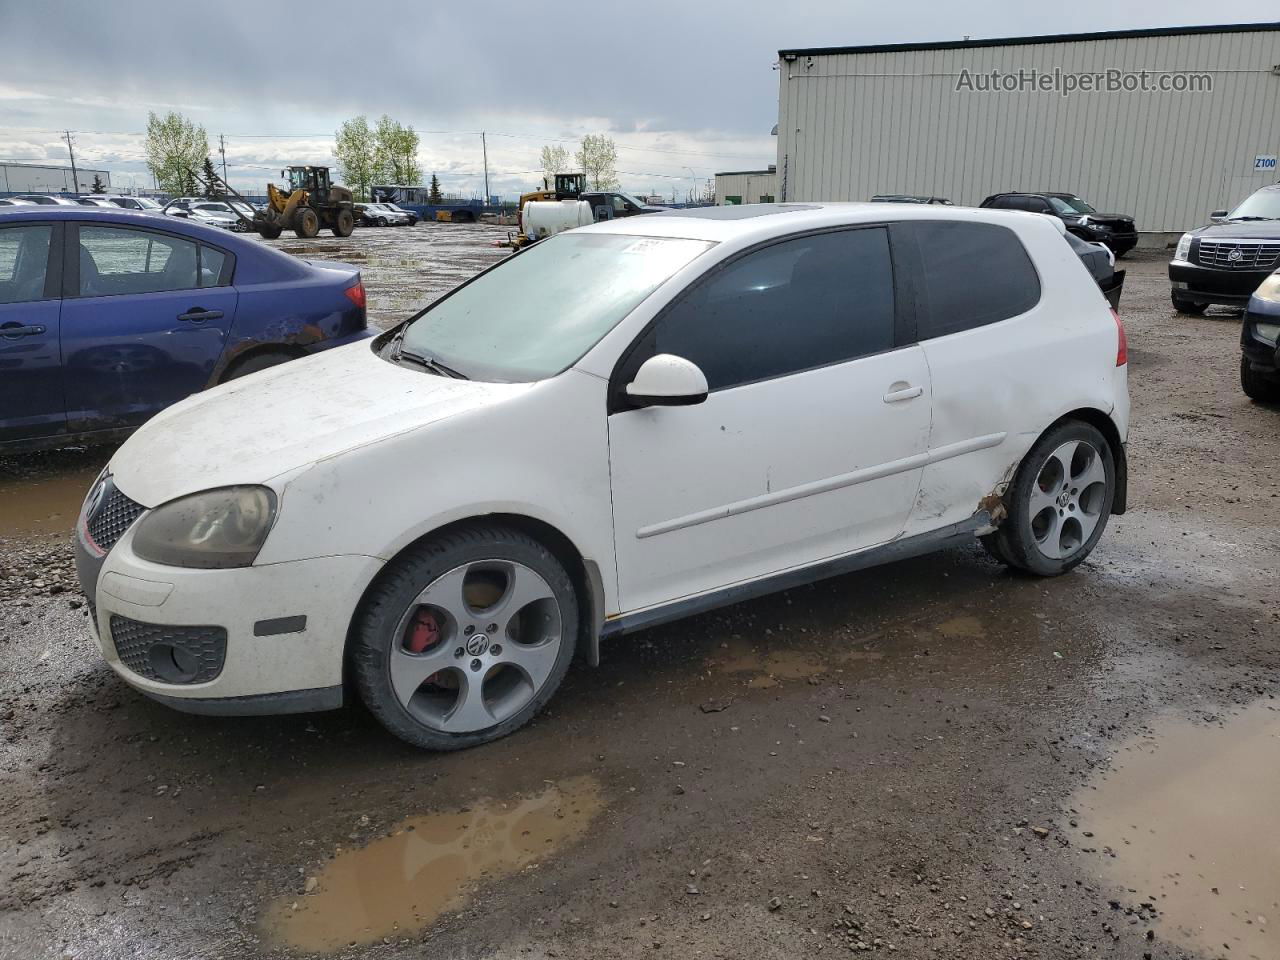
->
(405, 607, 441, 654)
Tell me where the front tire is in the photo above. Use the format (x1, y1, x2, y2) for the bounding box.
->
(982, 420, 1115, 577)
(376, 216, 388, 227)
(293, 208, 320, 238)
(351, 524, 579, 751)
(1241, 356, 1280, 402)
(1172, 293, 1208, 315)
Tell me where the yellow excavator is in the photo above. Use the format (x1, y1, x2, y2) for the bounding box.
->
(190, 164, 355, 240)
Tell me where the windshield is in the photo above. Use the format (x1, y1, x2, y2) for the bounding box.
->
(1227, 188, 1280, 220)
(136, 198, 162, 209)
(1048, 196, 1097, 215)
(396, 232, 713, 382)
(195, 203, 231, 213)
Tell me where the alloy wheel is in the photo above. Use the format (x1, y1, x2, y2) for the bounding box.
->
(1026, 439, 1109, 560)
(387, 560, 563, 733)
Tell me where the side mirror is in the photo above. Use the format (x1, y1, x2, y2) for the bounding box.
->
(625, 354, 708, 407)
(1209, 209, 1229, 223)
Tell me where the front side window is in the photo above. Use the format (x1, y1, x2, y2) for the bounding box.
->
(906, 221, 1040, 339)
(78, 226, 200, 296)
(0, 224, 53, 304)
(397, 232, 712, 382)
(637, 228, 896, 391)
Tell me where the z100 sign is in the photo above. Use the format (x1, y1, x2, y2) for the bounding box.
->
(1256, 154, 1278, 172)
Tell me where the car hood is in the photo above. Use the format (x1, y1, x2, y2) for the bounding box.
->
(110, 342, 533, 507)
(1193, 220, 1280, 239)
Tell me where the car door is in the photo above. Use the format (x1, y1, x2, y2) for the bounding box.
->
(60, 222, 237, 432)
(607, 226, 932, 613)
(0, 220, 65, 443)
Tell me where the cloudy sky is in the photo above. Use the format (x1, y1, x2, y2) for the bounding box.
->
(0, 1, 1268, 199)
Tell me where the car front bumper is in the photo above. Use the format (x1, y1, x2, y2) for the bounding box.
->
(1169, 261, 1272, 306)
(1241, 302, 1280, 374)
(76, 509, 383, 709)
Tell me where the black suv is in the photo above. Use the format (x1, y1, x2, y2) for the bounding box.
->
(981, 192, 1138, 257)
(1168, 184, 1280, 315)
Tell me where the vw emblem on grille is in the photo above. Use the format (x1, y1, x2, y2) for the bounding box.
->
(1228, 248, 1243, 262)
(465, 634, 490, 656)
(83, 476, 108, 519)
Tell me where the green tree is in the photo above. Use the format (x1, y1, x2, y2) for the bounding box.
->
(373, 115, 422, 186)
(334, 115, 379, 201)
(576, 134, 618, 190)
(90, 173, 106, 194)
(144, 111, 209, 196)
(539, 144, 570, 184)
(428, 174, 443, 204)
(201, 158, 219, 198)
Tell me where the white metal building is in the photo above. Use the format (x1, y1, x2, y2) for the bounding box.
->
(0, 161, 110, 194)
(714, 166, 777, 204)
(776, 22, 1280, 236)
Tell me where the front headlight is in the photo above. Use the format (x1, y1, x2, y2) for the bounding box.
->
(1077, 215, 1090, 227)
(1174, 232, 1192, 262)
(1253, 273, 1280, 305)
(131, 486, 277, 568)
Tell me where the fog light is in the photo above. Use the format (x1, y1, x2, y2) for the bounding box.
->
(149, 643, 201, 683)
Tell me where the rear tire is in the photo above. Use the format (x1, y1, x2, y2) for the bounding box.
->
(294, 208, 320, 238)
(351, 523, 578, 751)
(222, 350, 295, 382)
(331, 208, 354, 237)
(983, 420, 1115, 577)
(376, 216, 388, 227)
(1241, 356, 1280, 402)
(1172, 293, 1208, 315)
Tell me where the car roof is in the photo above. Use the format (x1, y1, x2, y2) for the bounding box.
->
(0, 204, 244, 238)
(581, 201, 1060, 243)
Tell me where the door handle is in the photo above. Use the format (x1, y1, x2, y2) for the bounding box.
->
(176, 309, 224, 323)
(0, 323, 47, 339)
(883, 383, 923, 403)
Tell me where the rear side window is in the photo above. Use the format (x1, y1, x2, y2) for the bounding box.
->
(200, 246, 228, 287)
(0, 224, 53, 304)
(79, 226, 199, 296)
(641, 227, 895, 391)
(906, 221, 1040, 339)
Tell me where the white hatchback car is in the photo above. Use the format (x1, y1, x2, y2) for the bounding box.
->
(75, 204, 1130, 750)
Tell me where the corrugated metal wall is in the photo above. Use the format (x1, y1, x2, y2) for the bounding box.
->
(776, 29, 1280, 232)
(715, 170, 778, 204)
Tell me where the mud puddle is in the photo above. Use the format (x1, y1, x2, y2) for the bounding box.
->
(712, 639, 883, 688)
(1077, 702, 1280, 959)
(0, 465, 98, 538)
(263, 776, 602, 952)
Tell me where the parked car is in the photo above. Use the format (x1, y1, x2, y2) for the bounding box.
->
(384, 202, 419, 225)
(76, 196, 117, 207)
(1240, 268, 1280, 402)
(981, 192, 1138, 257)
(0, 198, 35, 207)
(74, 203, 1129, 750)
(1168, 184, 1280, 315)
(1065, 230, 1125, 309)
(163, 199, 244, 231)
(581, 191, 665, 220)
(870, 194, 953, 205)
(357, 203, 411, 227)
(100, 195, 166, 214)
(11, 194, 82, 206)
(0, 206, 372, 451)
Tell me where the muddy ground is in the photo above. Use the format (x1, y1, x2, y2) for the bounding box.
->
(1, 231, 1277, 960)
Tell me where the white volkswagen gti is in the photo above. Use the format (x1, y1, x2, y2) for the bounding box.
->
(75, 203, 1130, 750)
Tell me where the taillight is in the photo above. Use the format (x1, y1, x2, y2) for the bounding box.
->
(1111, 307, 1127, 366)
(344, 277, 367, 310)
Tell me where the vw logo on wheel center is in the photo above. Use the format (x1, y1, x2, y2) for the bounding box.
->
(465, 634, 490, 656)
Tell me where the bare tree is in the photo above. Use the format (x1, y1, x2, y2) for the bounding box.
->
(575, 135, 618, 190)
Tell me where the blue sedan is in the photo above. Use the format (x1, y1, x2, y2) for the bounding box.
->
(0, 206, 372, 450)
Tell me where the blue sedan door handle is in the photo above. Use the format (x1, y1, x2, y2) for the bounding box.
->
(176, 309, 224, 324)
(0, 322, 47, 339)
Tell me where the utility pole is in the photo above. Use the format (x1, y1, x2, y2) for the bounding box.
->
(219, 134, 228, 184)
(481, 131, 490, 204)
(64, 130, 79, 193)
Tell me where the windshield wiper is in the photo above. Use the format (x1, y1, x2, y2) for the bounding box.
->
(1228, 216, 1277, 222)
(398, 348, 467, 379)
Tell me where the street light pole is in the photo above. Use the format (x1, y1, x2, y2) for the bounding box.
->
(685, 166, 696, 205)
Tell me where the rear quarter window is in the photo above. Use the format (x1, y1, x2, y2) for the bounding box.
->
(904, 221, 1041, 339)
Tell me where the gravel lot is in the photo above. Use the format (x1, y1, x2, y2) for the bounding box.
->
(1, 231, 1277, 960)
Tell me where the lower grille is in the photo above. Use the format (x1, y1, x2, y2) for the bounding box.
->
(1194, 240, 1280, 271)
(110, 616, 227, 685)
